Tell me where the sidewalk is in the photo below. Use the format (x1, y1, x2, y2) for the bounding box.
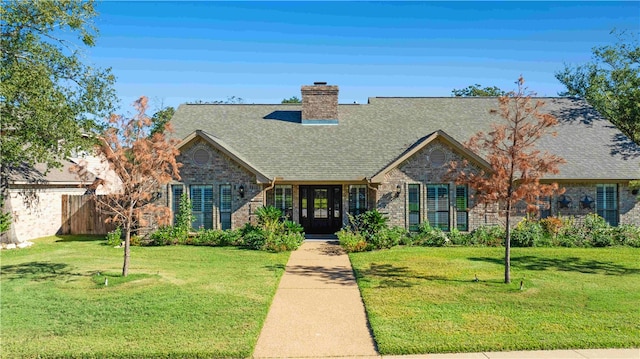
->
(252, 240, 378, 358)
(252, 240, 639, 359)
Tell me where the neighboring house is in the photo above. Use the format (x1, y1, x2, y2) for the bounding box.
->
(167, 82, 640, 234)
(2, 156, 121, 244)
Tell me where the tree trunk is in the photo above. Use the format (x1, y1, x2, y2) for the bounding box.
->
(504, 202, 512, 284)
(122, 221, 131, 277)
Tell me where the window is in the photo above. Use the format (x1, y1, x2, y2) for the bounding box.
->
(171, 185, 184, 225)
(220, 184, 232, 230)
(455, 185, 468, 231)
(427, 184, 449, 231)
(191, 185, 213, 230)
(314, 189, 328, 218)
(349, 185, 367, 216)
(274, 185, 293, 220)
(597, 184, 618, 226)
(408, 184, 420, 231)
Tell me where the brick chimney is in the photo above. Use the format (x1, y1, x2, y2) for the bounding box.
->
(301, 82, 339, 125)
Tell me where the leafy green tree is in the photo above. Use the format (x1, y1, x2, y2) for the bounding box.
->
(452, 84, 507, 97)
(555, 30, 640, 143)
(150, 106, 175, 136)
(281, 96, 301, 103)
(189, 96, 245, 104)
(0, 0, 116, 175)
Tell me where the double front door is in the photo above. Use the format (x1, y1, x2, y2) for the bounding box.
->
(299, 185, 342, 234)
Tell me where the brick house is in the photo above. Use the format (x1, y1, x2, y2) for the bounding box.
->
(167, 82, 640, 234)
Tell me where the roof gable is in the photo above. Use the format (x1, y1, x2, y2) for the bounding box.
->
(370, 130, 491, 183)
(178, 130, 271, 183)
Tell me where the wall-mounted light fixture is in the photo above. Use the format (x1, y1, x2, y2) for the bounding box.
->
(238, 185, 245, 198)
(395, 184, 402, 197)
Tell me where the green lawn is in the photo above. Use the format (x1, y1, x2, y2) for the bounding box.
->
(349, 246, 640, 355)
(1, 236, 289, 358)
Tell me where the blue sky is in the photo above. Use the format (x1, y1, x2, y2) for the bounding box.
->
(88, 1, 640, 110)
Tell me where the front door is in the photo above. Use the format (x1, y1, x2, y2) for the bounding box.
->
(299, 185, 342, 234)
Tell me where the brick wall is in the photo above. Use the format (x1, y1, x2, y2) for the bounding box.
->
(177, 139, 263, 230)
(4, 186, 86, 243)
(374, 139, 496, 231)
(301, 83, 339, 121)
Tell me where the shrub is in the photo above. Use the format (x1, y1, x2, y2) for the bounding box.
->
(130, 235, 142, 246)
(149, 226, 178, 246)
(412, 223, 449, 247)
(241, 224, 266, 250)
(348, 210, 388, 241)
(469, 226, 505, 246)
(367, 226, 406, 250)
(511, 219, 546, 247)
(447, 228, 469, 246)
(194, 229, 225, 246)
(106, 227, 122, 247)
(264, 232, 304, 252)
(613, 225, 640, 247)
(540, 217, 563, 238)
(255, 206, 283, 233)
(584, 213, 614, 247)
(337, 230, 367, 252)
(283, 220, 304, 234)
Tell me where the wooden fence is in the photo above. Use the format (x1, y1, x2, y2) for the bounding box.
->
(61, 195, 115, 235)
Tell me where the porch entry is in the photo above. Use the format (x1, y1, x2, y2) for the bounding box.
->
(299, 185, 342, 234)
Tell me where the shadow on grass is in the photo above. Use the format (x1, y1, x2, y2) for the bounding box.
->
(54, 235, 105, 243)
(468, 255, 640, 276)
(1, 261, 85, 281)
(354, 263, 488, 288)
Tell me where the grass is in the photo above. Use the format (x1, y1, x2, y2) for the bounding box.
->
(349, 246, 640, 355)
(1, 235, 290, 358)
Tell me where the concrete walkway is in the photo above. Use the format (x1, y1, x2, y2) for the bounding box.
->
(253, 240, 378, 358)
(252, 240, 639, 359)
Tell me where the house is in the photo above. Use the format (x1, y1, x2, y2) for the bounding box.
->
(166, 82, 640, 234)
(2, 157, 121, 245)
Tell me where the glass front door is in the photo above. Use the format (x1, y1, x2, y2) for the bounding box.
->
(299, 185, 342, 234)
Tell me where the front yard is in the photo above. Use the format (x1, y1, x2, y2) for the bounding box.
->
(0, 236, 289, 358)
(349, 246, 640, 355)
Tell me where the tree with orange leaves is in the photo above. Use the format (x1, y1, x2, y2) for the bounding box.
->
(450, 77, 565, 283)
(73, 96, 181, 276)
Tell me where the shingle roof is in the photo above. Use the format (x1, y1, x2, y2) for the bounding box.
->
(170, 97, 640, 182)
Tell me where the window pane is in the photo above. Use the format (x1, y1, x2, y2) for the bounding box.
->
(172, 185, 183, 223)
(314, 189, 328, 218)
(349, 185, 367, 215)
(427, 184, 449, 231)
(220, 185, 231, 230)
(456, 185, 468, 231)
(456, 211, 468, 231)
(408, 184, 420, 231)
(597, 184, 618, 226)
(191, 185, 213, 230)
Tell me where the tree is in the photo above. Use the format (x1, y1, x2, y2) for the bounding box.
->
(281, 96, 301, 103)
(149, 106, 175, 136)
(1, 0, 116, 177)
(450, 77, 566, 283)
(452, 84, 507, 97)
(188, 96, 245, 104)
(73, 96, 181, 276)
(555, 30, 640, 144)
